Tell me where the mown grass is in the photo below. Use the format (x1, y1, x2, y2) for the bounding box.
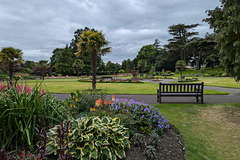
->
(156, 103, 240, 160)
(20, 79, 228, 95)
(198, 78, 240, 88)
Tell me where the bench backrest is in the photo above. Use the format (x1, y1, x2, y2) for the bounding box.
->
(159, 82, 204, 93)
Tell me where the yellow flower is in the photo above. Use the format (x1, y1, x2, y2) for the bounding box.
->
(73, 105, 76, 108)
(70, 104, 72, 108)
(88, 92, 90, 95)
(76, 99, 78, 102)
(93, 108, 96, 111)
(73, 96, 74, 99)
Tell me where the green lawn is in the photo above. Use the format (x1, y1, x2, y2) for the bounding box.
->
(21, 79, 228, 95)
(156, 103, 240, 160)
(198, 77, 240, 88)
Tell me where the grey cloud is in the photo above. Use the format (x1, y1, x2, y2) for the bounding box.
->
(0, 0, 221, 63)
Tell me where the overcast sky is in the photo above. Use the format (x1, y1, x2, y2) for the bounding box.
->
(0, 0, 221, 63)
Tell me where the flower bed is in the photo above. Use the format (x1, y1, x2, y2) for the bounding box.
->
(1, 84, 173, 160)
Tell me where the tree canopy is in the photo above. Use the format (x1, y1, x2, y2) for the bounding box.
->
(0, 47, 23, 80)
(204, 0, 240, 81)
(75, 29, 111, 90)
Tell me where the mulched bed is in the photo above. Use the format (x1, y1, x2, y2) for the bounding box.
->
(125, 124, 185, 160)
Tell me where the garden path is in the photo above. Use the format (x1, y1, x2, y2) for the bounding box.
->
(143, 79, 240, 95)
(53, 78, 240, 104)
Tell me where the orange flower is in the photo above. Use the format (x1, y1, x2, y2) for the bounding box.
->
(112, 95, 115, 102)
(95, 100, 100, 107)
(108, 99, 112, 105)
(104, 99, 108, 105)
(99, 98, 102, 105)
(90, 108, 93, 111)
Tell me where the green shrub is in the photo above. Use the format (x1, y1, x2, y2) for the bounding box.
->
(0, 81, 69, 150)
(109, 98, 169, 135)
(47, 116, 130, 160)
(65, 90, 105, 115)
(175, 69, 179, 74)
(119, 69, 125, 73)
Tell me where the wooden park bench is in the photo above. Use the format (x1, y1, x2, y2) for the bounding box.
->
(157, 82, 204, 104)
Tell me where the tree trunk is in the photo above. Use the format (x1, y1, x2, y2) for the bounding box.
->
(77, 67, 79, 79)
(9, 62, 13, 81)
(91, 51, 97, 90)
(180, 66, 183, 81)
(42, 68, 45, 80)
(142, 64, 144, 77)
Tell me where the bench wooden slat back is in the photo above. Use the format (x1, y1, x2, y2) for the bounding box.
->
(159, 82, 204, 93)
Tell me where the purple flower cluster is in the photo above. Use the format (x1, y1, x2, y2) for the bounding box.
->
(109, 98, 169, 132)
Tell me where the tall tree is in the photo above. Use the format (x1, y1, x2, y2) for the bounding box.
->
(36, 60, 49, 80)
(203, 0, 240, 81)
(25, 60, 35, 70)
(50, 48, 63, 73)
(0, 47, 23, 80)
(136, 44, 159, 72)
(73, 59, 84, 79)
(165, 23, 199, 61)
(55, 45, 74, 75)
(75, 29, 111, 90)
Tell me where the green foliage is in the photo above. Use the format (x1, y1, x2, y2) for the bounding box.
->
(75, 29, 111, 90)
(149, 132, 159, 149)
(47, 116, 130, 160)
(65, 90, 105, 115)
(144, 145, 156, 160)
(55, 46, 74, 76)
(132, 133, 146, 149)
(0, 47, 23, 80)
(118, 69, 125, 73)
(0, 81, 68, 150)
(175, 68, 179, 74)
(136, 45, 159, 73)
(204, 0, 240, 81)
(109, 99, 169, 135)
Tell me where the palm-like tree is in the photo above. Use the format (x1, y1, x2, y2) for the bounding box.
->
(175, 60, 186, 81)
(37, 60, 49, 80)
(75, 30, 111, 90)
(0, 47, 23, 80)
(137, 60, 147, 77)
(73, 59, 84, 79)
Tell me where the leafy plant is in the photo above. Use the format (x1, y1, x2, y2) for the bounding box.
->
(144, 145, 156, 160)
(132, 133, 145, 149)
(47, 116, 130, 160)
(109, 98, 169, 135)
(149, 133, 159, 149)
(140, 126, 154, 135)
(65, 90, 105, 115)
(0, 81, 69, 150)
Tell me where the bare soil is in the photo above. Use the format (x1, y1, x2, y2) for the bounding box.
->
(125, 124, 185, 160)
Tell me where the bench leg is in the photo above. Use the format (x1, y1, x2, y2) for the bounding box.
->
(196, 96, 199, 103)
(201, 95, 204, 104)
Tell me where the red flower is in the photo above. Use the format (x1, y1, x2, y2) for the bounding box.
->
(21, 153, 24, 157)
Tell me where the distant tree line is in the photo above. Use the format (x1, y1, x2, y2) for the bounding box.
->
(1, 0, 239, 81)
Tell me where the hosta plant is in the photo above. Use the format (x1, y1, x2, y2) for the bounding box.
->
(47, 116, 130, 160)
